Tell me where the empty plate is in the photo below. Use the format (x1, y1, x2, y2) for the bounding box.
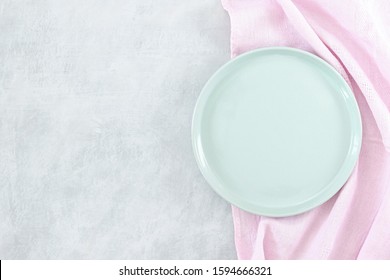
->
(192, 47, 362, 217)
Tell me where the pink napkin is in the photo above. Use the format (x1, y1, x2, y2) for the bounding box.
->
(222, 0, 390, 259)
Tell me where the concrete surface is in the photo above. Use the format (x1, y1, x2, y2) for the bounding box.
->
(0, 0, 236, 259)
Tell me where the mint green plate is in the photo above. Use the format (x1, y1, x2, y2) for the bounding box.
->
(192, 47, 362, 217)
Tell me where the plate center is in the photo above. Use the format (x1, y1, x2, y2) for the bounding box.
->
(201, 53, 351, 207)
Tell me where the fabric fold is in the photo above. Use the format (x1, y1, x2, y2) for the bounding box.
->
(222, 0, 390, 259)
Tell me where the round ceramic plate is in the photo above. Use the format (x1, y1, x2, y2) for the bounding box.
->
(192, 47, 362, 217)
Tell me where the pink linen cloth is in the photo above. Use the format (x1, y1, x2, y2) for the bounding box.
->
(221, 0, 390, 259)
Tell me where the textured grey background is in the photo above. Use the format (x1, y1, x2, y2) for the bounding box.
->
(0, 0, 236, 259)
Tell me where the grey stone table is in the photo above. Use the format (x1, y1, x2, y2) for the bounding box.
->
(0, 0, 236, 259)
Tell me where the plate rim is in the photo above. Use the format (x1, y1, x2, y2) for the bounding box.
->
(192, 46, 362, 217)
